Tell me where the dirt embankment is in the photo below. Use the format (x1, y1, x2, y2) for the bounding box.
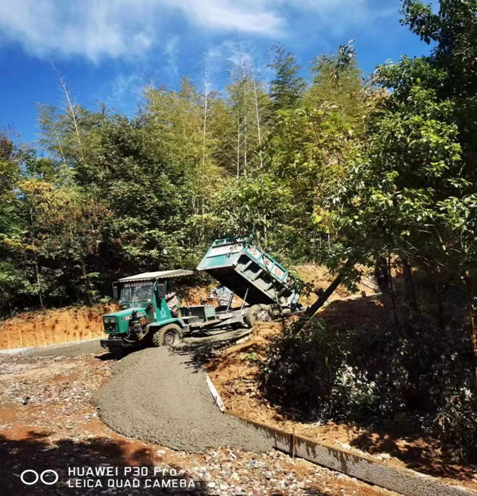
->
(206, 299, 477, 492)
(293, 264, 380, 307)
(0, 304, 118, 350)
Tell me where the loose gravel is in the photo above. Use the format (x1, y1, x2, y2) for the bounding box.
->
(97, 347, 274, 454)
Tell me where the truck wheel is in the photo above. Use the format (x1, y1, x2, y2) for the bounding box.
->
(152, 324, 183, 347)
(245, 305, 272, 328)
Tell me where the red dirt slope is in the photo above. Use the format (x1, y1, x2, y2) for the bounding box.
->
(0, 304, 118, 350)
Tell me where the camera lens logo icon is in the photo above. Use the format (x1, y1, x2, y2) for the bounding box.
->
(20, 469, 59, 486)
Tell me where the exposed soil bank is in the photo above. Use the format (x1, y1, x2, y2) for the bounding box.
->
(0, 304, 118, 350)
(97, 347, 274, 454)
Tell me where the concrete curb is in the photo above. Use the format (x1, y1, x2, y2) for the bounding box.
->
(0, 338, 101, 356)
(231, 416, 477, 496)
(206, 373, 226, 413)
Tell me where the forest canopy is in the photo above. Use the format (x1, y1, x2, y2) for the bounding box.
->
(0, 39, 372, 314)
(0, 0, 476, 330)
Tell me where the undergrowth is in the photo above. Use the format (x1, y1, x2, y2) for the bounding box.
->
(261, 311, 477, 462)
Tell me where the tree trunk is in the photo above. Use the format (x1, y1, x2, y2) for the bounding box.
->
(82, 258, 92, 306)
(464, 276, 477, 394)
(293, 262, 354, 334)
(236, 121, 241, 178)
(251, 71, 264, 169)
(470, 301, 477, 394)
(34, 258, 44, 310)
(402, 258, 418, 312)
(435, 281, 445, 331)
(387, 255, 398, 328)
(29, 208, 44, 310)
(54, 65, 85, 162)
(374, 256, 390, 294)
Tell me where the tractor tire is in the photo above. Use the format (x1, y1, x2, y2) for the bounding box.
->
(244, 304, 273, 328)
(152, 324, 183, 348)
(107, 347, 125, 359)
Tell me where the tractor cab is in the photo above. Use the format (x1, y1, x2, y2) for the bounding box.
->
(101, 270, 194, 351)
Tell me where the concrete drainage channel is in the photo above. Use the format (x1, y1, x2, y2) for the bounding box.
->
(204, 369, 476, 496)
(203, 370, 476, 496)
(227, 416, 477, 496)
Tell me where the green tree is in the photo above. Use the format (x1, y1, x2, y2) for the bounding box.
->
(313, 0, 477, 387)
(0, 131, 29, 316)
(307, 42, 367, 128)
(225, 56, 271, 177)
(269, 45, 307, 112)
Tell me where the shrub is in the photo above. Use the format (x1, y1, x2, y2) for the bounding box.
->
(261, 316, 477, 461)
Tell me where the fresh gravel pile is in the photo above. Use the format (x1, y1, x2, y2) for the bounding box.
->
(97, 347, 274, 454)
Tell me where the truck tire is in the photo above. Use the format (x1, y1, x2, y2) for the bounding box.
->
(244, 304, 272, 328)
(152, 324, 183, 347)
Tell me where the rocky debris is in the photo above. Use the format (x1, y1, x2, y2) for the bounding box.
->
(97, 348, 274, 454)
(0, 353, 112, 433)
(194, 449, 333, 495)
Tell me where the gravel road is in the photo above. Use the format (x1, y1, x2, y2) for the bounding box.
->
(26, 338, 105, 357)
(19, 328, 251, 358)
(0, 350, 392, 496)
(97, 347, 274, 454)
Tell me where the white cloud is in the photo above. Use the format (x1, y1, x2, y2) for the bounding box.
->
(0, 0, 155, 62)
(0, 0, 394, 62)
(164, 36, 180, 82)
(109, 73, 143, 104)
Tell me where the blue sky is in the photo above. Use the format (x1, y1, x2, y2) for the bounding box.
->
(0, 0, 433, 145)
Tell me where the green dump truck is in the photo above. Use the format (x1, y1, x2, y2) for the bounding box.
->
(100, 238, 302, 352)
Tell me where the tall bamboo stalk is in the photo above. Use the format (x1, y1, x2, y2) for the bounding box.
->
(52, 64, 85, 162)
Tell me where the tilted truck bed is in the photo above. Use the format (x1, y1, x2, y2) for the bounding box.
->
(197, 238, 300, 308)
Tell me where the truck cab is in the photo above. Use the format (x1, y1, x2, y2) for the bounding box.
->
(100, 270, 194, 352)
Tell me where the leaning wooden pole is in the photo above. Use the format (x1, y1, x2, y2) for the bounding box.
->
(293, 261, 353, 334)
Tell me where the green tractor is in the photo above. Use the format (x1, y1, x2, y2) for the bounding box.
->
(100, 267, 250, 353)
(100, 238, 303, 353)
(100, 270, 196, 352)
